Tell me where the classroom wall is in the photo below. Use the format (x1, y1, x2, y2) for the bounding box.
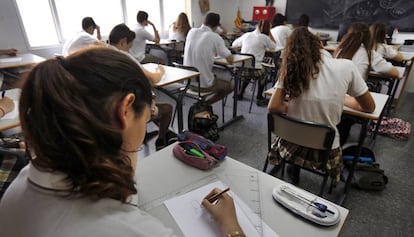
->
(1, 0, 414, 92)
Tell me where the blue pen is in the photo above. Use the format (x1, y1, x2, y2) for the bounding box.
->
(1, 91, 5, 98)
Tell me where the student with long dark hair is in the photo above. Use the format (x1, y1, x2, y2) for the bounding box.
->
(334, 22, 399, 79)
(268, 27, 375, 184)
(0, 48, 244, 237)
(370, 22, 403, 62)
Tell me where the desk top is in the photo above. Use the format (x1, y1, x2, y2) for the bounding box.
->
(146, 39, 182, 46)
(0, 53, 45, 69)
(0, 89, 21, 131)
(214, 54, 253, 65)
(368, 66, 405, 80)
(265, 88, 388, 120)
(142, 63, 200, 87)
(136, 144, 348, 237)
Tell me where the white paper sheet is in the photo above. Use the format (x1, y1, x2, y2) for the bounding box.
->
(164, 181, 279, 237)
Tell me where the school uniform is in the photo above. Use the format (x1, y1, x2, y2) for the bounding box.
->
(351, 45, 395, 79)
(375, 43, 399, 60)
(168, 26, 186, 42)
(268, 50, 368, 182)
(231, 28, 276, 100)
(62, 31, 98, 56)
(0, 164, 176, 237)
(231, 28, 276, 68)
(130, 23, 155, 62)
(270, 25, 292, 49)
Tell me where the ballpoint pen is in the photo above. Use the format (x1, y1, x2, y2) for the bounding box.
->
(2, 91, 5, 98)
(208, 187, 230, 203)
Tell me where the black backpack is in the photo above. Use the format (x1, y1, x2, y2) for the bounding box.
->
(341, 144, 388, 191)
(188, 101, 219, 141)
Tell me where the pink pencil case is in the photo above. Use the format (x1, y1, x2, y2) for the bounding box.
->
(172, 141, 218, 170)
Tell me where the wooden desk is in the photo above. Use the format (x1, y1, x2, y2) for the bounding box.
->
(214, 54, 253, 128)
(142, 63, 200, 131)
(136, 144, 349, 237)
(0, 89, 21, 132)
(0, 53, 45, 70)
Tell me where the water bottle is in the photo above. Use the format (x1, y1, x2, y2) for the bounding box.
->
(392, 27, 399, 44)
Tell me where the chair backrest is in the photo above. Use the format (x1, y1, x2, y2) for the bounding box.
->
(172, 62, 203, 98)
(267, 113, 335, 151)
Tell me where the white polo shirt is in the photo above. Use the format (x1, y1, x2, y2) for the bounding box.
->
(0, 164, 176, 237)
(231, 29, 276, 68)
(351, 45, 396, 79)
(275, 50, 369, 148)
(270, 25, 292, 49)
(183, 25, 232, 88)
(375, 43, 399, 60)
(62, 31, 98, 56)
(130, 23, 155, 62)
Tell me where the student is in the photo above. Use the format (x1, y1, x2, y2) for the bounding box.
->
(333, 22, 399, 79)
(270, 13, 292, 50)
(267, 27, 375, 184)
(130, 10, 165, 64)
(61, 17, 104, 56)
(169, 12, 191, 42)
(0, 47, 245, 237)
(184, 12, 234, 105)
(231, 19, 276, 106)
(370, 22, 403, 62)
(0, 48, 18, 56)
(108, 23, 176, 150)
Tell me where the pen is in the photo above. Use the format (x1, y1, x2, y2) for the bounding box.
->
(208, 187, 230, 203)
(1, 91, 5, 98)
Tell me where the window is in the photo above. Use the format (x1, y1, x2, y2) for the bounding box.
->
(55, 0, 124, 40)
(15, 0, 187, 49)
(15, 0, 60, 47)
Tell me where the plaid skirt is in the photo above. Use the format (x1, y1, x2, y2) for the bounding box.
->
(267, 137, 343, 183)
(239, 67, 266, 84)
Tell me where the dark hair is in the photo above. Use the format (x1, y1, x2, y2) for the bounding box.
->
(204, 12, 221, 28)
(20, 47, 152, 202)
(258, 19, 272, 35)
(82, 17, 96, 31)
(137, 11, 148, 23)
(279, 27, 322, 99)
(298, 14, 310, 27)
(370, 22, 387, 50)
(334, 22, 372, 78)
(173, 12, 191, 36)
(109, 24, 136, 45)
(272, 13, 287, 26)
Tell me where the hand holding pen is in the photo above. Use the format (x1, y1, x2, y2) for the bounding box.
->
(0, 92, 14, 118)
(202, 188, 244, 237)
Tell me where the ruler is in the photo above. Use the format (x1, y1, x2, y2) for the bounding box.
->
(225, 170, 263, 237)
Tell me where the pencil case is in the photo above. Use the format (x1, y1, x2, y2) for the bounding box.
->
(172, 141, 218, 170)
(177, 130, 227, 160)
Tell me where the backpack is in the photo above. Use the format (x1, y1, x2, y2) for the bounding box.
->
(188, 101, 219, 141)
(341, 144, 388, 191)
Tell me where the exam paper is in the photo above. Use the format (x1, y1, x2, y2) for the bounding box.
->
(0, 57, 22, 63)
(164, 181, 279, 237)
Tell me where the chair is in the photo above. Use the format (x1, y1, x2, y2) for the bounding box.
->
(263, 113, 336, 196)
(170, 63, 226, 125)
(235, 53, 266, 113)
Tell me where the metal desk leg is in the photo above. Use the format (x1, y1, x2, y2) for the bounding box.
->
(340, 118, 368, 205)
(220, 67, 244, 129)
